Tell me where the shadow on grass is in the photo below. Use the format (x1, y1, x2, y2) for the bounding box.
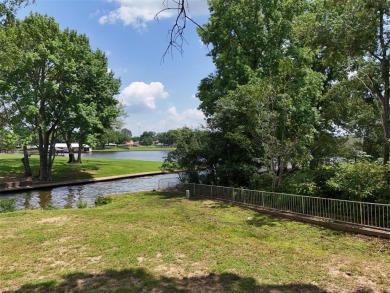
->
(246, 213, 282, 227)
(5, 268, 336, 293)
(0, 159, 31, 180)
(0, 155, 99, 188)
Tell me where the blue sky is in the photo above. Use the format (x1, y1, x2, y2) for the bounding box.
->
(17, 0, 214, 136)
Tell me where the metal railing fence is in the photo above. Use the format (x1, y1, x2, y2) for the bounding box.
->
(185, 183, 390, 231)
(158, 177, 180, 190)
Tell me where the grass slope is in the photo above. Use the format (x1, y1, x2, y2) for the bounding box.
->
(0, 191, 389, 292)
(0, 154, 162, 185)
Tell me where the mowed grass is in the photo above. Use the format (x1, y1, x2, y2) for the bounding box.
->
(0, 191, 389, 292)
(0, 154, 162, 185)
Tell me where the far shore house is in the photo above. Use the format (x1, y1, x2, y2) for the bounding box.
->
(124, 140, 139, 147)
(54, 143, 92, 153)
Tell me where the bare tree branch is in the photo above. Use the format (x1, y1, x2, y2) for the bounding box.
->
(155, 0, 204, 61)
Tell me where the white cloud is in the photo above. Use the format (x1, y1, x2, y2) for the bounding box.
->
(99, 0, 209, 29)
(119, 81, 168, 111)
(166, 106, 205, 124)
(122, 105, 205, 133)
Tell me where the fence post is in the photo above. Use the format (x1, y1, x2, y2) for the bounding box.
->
(262, 191, 264, 207)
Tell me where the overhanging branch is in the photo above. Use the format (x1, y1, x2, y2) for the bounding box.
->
(156, 0, 203, 61)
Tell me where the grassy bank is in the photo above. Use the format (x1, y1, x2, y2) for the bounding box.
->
(0, 154, 162, 185)
(0, 191, 389, 292)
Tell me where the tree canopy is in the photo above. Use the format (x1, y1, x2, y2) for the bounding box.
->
(0, 13, 120, 180)
(166, 0, 390, 195)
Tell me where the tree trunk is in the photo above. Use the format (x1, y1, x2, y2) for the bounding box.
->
(66, 141, 75, 163)
(76, 141, 82, 163)
(38, 150, 50, 180)
(379, 7, 390, 164)
(382, 90, 389, 163)
(21, 145, 32, 177)
(38, 131, 53, 181)
(68, 153, 76, 164)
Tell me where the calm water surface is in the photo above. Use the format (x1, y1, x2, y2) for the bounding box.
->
(11, 150, 170, 161)
(82, 150, 170, 161)
(2, 174, 179, 210)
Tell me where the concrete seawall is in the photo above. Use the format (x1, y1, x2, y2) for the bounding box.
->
(0, 171, 168, 194)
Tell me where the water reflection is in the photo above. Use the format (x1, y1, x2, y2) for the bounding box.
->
(2, 174, 179, 210)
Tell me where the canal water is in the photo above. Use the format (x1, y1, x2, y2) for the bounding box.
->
(1, 174, 179, 210)
(2, 151, 176, 210)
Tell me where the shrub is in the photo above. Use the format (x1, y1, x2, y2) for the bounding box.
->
(0, 198, 16, 213)
(76, 200, 88, 209)
(43, 203, 57, 210)
(326, 162, 390, 203)
(280, 170, 318, 196)
(249, 172, 273, 191)
(94, 196, 113, 206)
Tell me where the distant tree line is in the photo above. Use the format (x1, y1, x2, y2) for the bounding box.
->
(93, 128, 185, 147)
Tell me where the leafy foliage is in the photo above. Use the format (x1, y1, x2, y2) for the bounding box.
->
(0, 198, 16, 213)
(76, 200, 88, 209)
(95, 196, 113, 206)
(0, 14, 120, 180)
(326, 162, 390, 203)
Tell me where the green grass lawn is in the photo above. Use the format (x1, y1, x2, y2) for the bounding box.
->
(0, 154, 162, 185)
(0, 191, 389, 292)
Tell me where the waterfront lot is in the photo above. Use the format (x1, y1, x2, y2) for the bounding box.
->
(1, 191, 389, 292)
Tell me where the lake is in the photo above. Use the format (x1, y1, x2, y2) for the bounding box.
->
(83, 150, 170, 161)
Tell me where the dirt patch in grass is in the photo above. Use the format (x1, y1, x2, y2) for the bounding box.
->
(322, 254, 390, 292)
(36, 216, 70, 224)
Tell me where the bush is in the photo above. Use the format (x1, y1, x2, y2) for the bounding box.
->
(249, 172, 273, 191)
(0, 198, 16, 213)
(280, 165, 340, 197)
(76, 200, 88, 209)
(326, 162, 390, 203)
(94, 196, 113, 206)
(43, 203, 57, 210)
(280, 170, 318, 196)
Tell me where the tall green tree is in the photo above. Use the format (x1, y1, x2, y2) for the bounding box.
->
(211, 62, 323, 190)
(295, 0, 390, 163)
(0, 14, 120, 180)
(59, 46, 121, 163)
(189, 0, 325, 189)
(197, 0, 309, 116)
(140, 131, 156, 146)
